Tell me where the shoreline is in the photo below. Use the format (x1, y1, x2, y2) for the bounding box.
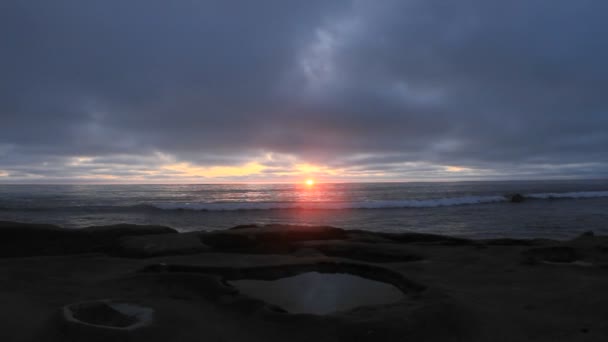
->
(1, 220, 608, 341)
(4, 193, 608, 240)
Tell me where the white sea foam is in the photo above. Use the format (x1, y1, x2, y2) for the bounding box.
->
(151, 195, 508, 211)
(149, 191, 608, 211)
(5, 191, 607, 213)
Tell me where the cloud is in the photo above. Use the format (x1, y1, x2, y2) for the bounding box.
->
(1, 0, 607, 182)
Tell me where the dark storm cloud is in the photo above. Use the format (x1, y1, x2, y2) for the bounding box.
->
(1, 0, 607, 181)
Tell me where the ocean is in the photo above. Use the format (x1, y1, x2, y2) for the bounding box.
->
(1, 180, 607, 239)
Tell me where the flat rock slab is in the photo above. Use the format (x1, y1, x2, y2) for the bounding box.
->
(0, 221, 177, 257)
(62, 299, 155, 342)
(201, 224, 348, 253)
(295, 240, 425, 263)
(82, 224, 177, 237)
(135, 261, 464, 341)
(119, 232, 210, 257)
(2, 222, 608, 341)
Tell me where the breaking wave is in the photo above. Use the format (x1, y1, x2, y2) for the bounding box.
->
(1, 191, 607, 213)
(527, 191, 608, 199)
(150, 195, 509, 211)
(148, 191, 608, 211)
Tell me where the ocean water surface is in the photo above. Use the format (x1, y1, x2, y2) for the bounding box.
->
(1, 180, 607, 239)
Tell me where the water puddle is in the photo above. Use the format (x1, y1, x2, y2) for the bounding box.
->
(64, 300, 154, 330)
(229, 271, 404, 314)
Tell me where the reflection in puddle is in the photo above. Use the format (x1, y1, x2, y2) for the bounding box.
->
(229, 272, 404, 314)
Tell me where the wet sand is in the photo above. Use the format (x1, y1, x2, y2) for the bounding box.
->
(1, 221, 607, 341)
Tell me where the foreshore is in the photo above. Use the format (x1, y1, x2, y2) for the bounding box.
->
(1, 220, 607, 341)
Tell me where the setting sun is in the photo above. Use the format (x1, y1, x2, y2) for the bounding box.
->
(305, 179, 315, 186)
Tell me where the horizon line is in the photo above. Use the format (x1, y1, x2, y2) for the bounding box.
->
(1, 177, 607, 186)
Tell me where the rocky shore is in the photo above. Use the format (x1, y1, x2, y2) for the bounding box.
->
(1, 221, 607, 341)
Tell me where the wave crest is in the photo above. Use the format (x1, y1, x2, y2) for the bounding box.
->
(149, 191, 608, 211)
(151, 195, 508, 211)
(1, 191, 606, 213)
(527, 191, 608, 199)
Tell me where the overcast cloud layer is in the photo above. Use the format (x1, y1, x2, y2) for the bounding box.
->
(1, 0, 607, 182)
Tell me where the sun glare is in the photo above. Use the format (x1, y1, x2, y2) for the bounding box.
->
(305, 179, 315, 186)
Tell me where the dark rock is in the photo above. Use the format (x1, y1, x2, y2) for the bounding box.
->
(234, 224, 347, 241)
(202, 225, 348, 253)
(0, 221, 76, 239)
(118, 232, 210, 258)
(0, 221, 82, 257)
(346, 231, 396, 243)
(82, 224, 177, 237)
(371, 231, 476, 246)
(200, 232, 259, 250)
(62, 300, 155, 342)
(0, 221, 177, 257)
(71, 302, 138, 328)
(482, 238, 540, 246)
(522, 246, 581, 263)
(597, 245, 608, 253)
(510, 194, 525, 203)
(139, 260, 426, 293)
(135, 261, 467, 341)
(229, 224, 260, 230)
(296, 241, 424, 263)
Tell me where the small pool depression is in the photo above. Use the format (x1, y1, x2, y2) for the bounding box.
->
(228, 271, 405, 315)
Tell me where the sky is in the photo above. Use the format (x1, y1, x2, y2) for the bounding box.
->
(1, 0, 607, 183)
